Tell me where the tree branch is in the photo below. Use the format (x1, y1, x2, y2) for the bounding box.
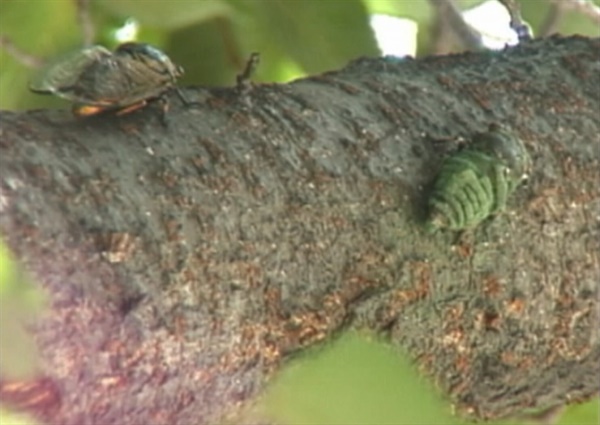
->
(0, 36, 599, 424)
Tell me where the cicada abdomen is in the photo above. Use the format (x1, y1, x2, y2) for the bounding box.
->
(425, 124, 530, 232)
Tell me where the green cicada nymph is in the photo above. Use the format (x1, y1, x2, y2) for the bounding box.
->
(425, 124, 531, 232)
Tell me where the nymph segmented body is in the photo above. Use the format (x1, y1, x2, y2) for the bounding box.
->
(425, 124, 530, 232)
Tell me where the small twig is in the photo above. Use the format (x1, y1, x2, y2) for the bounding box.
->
(1, 0, 95, 70)
(428, 0, 483, 51)
(76, 0, 95, 46)
(236, 52, 260, 93)
(429, 9, 457, 54)
(538, 2, 566, 37)
(549, 0, 600, 25)
(0, 35, 45, 68)
(497, 0, 534, 42)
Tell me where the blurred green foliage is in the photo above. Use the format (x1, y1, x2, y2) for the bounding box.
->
(1, 0, 598, 111)
(0, 407, 40, 425)
(0, 240, 46, 380)
(258, 333, 599, 425)
(0, 240, 46, 421)
(259, 332, 455, 425)
(520, 0, 600, 40)
(557, 399, 600, 425)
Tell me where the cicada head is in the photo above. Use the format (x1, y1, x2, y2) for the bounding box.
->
(115, 42, 184, 83)
(425, 210, 449, 233)
(472, 124, 531, 190)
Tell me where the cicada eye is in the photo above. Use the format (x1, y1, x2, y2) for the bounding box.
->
(514, 23, 533, 42)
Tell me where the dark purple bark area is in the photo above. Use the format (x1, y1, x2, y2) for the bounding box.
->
(0, 36, 598, 424)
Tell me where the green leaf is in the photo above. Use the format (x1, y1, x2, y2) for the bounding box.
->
(224, 1, 307, 83)
(0, 1, 82, 111)
(0, 408, 40, 425)
(97, 0, 233, 30)
(558, 399, 600, 425)
(364, 0, 431, 22)
(242, 0, 380, 74)
(520, 0, 600, 38)
(0, 241, 46, 380)
(260, 333, 455, 425)
(167, 19, 239, 86)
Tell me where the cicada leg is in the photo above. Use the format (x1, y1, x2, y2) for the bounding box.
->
(451, 229, 473, 251)
(115, 100, 148, 116)
(427, 199, 454, 232)
(174, 88, 201, 108)
(491, 164, 510, 213)
(73, 104, 108, 116)
(236, 52, 260, 94)
(144, 95, 175, 127)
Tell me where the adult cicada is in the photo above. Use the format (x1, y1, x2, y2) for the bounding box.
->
(425, 124, 531, 232)
(29, 42, 191, 122)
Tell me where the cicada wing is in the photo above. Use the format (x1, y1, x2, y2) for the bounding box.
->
(62, 54, 172, 110)
(100, 46, 178, 107)
(29, 45, 112, 100)
(123, 61, 173, 103)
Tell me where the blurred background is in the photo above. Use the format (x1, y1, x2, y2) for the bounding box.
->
(0, 0, 598, 111)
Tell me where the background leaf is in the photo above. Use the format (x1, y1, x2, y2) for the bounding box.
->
(520, 0, 600, 38)
(557, 399, 600, 425)
(260, 333, 455, 425)
(0, 240, 46, 380)
(97, 0, 233, 29)
(237, 0, 379, 74)
(0, 0, 81, 110)
(0, 407, 40, 425)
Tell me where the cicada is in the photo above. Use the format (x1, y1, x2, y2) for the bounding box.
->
(425, 124, 531, 232)
(29, 42, 190, 122)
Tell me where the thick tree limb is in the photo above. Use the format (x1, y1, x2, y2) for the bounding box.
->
(0, 36, 599, 424)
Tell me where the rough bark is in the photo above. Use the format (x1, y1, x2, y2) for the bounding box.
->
(0, 35, 598, 424)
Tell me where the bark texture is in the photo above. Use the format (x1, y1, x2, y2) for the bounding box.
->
(0, 35, 599, 424)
